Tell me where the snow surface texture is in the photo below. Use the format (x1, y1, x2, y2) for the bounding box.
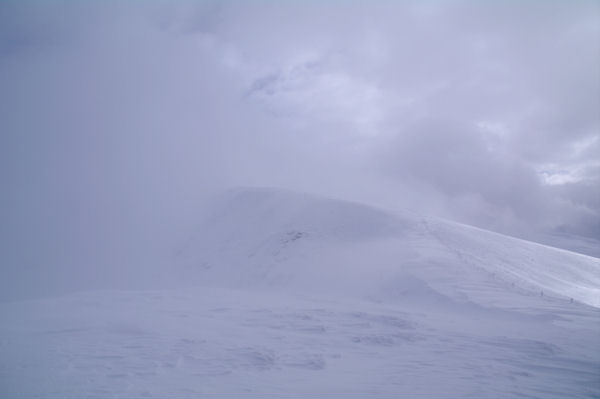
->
(1, 187, 599, 398)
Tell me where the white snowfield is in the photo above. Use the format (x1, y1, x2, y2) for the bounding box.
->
(1, 187, 599, 398)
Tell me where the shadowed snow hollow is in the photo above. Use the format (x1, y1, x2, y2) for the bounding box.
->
(176, 187, 600, 308)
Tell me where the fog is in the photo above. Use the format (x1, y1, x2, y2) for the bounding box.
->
(1, 0, 598, 300)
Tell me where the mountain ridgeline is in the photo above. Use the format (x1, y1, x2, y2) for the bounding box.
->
(176, 187, 600, 308)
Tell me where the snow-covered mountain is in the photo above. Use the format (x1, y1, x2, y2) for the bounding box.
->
(1, 187, 599, 398)
(176, 187, 600, 308)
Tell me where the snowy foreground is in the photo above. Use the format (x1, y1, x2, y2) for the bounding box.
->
(1, 188, 599, 398)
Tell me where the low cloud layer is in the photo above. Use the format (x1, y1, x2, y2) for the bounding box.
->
(1, 1, 598, 297)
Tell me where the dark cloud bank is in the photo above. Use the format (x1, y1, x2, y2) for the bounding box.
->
(1, 1, 598, 299)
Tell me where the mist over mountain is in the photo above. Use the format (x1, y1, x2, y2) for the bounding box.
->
(1, 1, 599, 303)
(1, 1, 599, 398)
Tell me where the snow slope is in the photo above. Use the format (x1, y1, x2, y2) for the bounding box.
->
(176, 187, 600, 307)
(1, 187, 599, 398)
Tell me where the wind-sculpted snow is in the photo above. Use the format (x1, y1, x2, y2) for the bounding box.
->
(1, 187, 599, 398)
(1, 287, 598, 398)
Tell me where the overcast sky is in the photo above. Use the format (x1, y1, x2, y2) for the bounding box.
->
(1, 1, 598, 297)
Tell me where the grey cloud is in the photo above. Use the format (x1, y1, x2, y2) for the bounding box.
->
(0, 1, 598, 299)
(379, 118, 547, 225)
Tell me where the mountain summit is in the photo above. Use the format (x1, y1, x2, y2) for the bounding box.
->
(177, 187, 600, 308)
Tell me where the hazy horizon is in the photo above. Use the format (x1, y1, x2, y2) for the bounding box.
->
(1, 0, 599, 299)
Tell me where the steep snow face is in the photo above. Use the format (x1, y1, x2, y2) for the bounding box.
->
(176, 187, 600, 308)
(426, 219, 600, 308)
